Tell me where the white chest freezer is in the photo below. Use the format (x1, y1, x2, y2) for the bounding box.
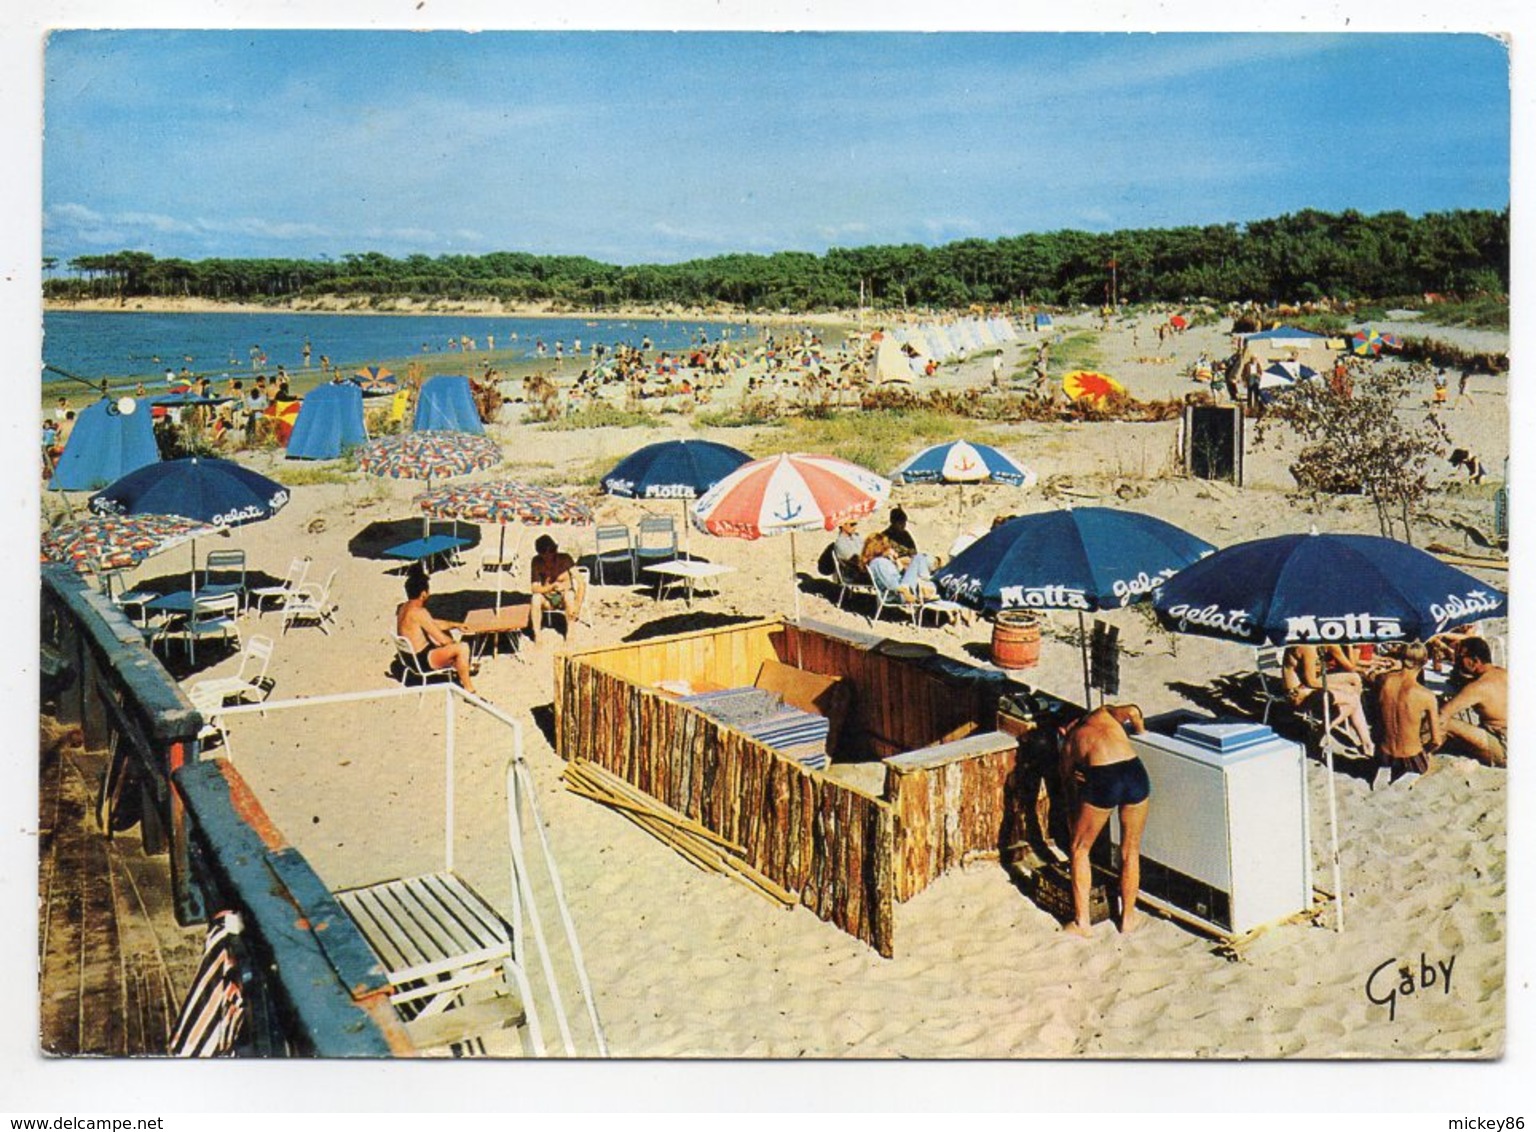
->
(1110, 718, 1312, 937)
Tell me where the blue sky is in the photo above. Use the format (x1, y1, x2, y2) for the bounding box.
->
(42, 30, 1510, 267)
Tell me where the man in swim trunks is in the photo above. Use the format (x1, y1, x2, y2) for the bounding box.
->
(1371, 642, 1444, 788)
(1060, 703, 1150, 938)
(1437, 636, 1507, 768)
(530, 534, 583, 643)
(395, 570, 478, 696)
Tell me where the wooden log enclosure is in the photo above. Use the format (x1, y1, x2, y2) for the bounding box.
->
(554, 618, 1042, 956)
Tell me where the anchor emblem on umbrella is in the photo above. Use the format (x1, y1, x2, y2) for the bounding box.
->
(773, 494, 804, 523)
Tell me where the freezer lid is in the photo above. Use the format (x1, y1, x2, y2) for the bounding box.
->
(1173, 720, 1278, 754)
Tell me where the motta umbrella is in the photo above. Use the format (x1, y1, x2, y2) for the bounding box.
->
(692, 452, 891, 619)
(1061, 370, 1126, 405)
(41, 512, 217, 574)
(353, 365, 399, 396)
(417, 480, 592, 609)
(1152, 530, 1507, 930)
(934, 506, 1215, 704)
(601, 438, 752, 554)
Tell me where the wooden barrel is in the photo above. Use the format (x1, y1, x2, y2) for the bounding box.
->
(991, 611, 1042, 669)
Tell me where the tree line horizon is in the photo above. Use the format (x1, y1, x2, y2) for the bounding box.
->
(44, 206, 1509, 313)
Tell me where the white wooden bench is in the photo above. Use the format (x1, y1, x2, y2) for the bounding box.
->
(335, 872, 526, 1049)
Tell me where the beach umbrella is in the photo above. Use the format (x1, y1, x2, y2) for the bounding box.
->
(265, 399, 302, 444)
(357, 430, 501, 483)
(600, 438, 752, 554)
(352, 365, 399, 396)
(692, 452, 891, 619)
(1351, 328, 1385, 356)
(1259, 361, 1322, 401)
(41, 512, 217, 574)
(890, 440, 1036, 487)
(88, 456, 290, 589)
(1061, 370, 1126, 405)
(934, 506, 1215, 705)
(417, 480, 592, 609)
(1379, 332, 1404, 351)
(1152, 531, 1507, 931)
(1168, 314, 1189, 331)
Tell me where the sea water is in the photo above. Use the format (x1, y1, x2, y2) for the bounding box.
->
(42, 309, 768, 387)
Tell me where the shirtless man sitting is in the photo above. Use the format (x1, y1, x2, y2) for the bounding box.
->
(1437, 637, 1507, 768)
(1060, 703, 1150, 938)
(395, 571, 478, 696)
(1282, 644, 1376, 758)
(1371, 642, 1444, 788)
(530, 534, 584, 643)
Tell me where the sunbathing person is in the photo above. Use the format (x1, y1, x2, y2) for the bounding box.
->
(396, 570, 478, 696)
(861, 533, 937, 607)
(1371, 642, 1444, 788)
(530, 534, 584, 642)
(1437, 636, 1507, 767)
(1282, 644, 1376, 757)
(1060, 703, 1149, 938)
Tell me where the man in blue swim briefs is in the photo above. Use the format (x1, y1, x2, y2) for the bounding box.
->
(1061, 703, 1150, 938)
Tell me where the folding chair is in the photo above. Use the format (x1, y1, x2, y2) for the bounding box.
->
(539, 567, 589, 638)
(249, 557, 310, 616)
(593, 525, 636, 585)
(830, 555, 877, 616)
(189, 635, 276, 707)
(634, 515, 679, 572)
(281, 569, 338, 635)
(393, 633, 457, 702)
(201, 550, 248, 612)
(1254, 646, 1358, 750)
(175, 593, 241, 663)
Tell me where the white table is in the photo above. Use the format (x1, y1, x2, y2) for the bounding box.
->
(643, 559, 734, 605)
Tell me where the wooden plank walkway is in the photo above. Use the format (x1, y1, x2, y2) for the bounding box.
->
(38, 720, 205, 1056)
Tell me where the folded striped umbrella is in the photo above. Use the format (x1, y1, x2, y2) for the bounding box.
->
(169, 910, 245, 1057)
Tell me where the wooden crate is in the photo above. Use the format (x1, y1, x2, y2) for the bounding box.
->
(1031, 861, 1113, 926)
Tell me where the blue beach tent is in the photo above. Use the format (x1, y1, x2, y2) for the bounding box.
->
(49, 397, 160, 491)
(413, 375, 484, 434)
(1033, 312, 1054, 330)
(286, 381, 369, 460)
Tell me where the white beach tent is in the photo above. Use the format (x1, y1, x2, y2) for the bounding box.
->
(869, 336, 921, 384)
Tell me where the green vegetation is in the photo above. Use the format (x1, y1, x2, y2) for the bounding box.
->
(538, 405, 664, 430)
(737, 409, 1018, 473)
(1047, 332, 1103, 374)
(270, 462, 354, 486)
(46, 207, 1507, 313)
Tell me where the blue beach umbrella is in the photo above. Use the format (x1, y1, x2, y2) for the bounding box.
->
(1151, 531, 1504, 649)
(935, 506, 1215, 705)
(1152, 531, 1506, 931)
(890, 439, 1036, 487)
(602, 438, 752, 554)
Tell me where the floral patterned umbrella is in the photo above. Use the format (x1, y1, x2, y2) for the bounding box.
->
(357, 430, 501, 482)
(417, 480, 592, 608)
(41, 513, 216, 573)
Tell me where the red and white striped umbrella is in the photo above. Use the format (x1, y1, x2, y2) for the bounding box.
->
(692, 452, 890, 540)
(692, 453, 891, 618)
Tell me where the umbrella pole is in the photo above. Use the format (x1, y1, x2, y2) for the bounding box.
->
(681, 498, 690, 559)
(790, 531, 801, 622)
(1079, 610, 1093, 709)
(495, 524, 507, 611)
(1320, 666, 1345, 932)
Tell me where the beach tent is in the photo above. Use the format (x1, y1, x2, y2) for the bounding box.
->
(413, 375, 484, 435)
(1033, 313, 1054, 331)
(286, 381, 369, 460)
(868, 336, 919, 384)
(1239, 325, 1334, 369)
(49, 396, 160, 491)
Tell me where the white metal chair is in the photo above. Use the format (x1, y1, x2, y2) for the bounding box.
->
(1253, 646, 1357, 749)
(282, 569, 338, 635)
(249, 556, 310, 616)
(201, 549, 248, 611)
(170, 592, 240, 662)
(830, 555, 877, 615)
(189, 635, 276, 708)
(186, 680, 233, 751)
(592, 525, 635, 585)
(393, 633, 457, 702)
(634, 516, 678, 571)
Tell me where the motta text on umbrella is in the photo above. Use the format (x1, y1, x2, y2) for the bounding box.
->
(1282, 613, 1405, 643)
(999, 583, 1093, 611)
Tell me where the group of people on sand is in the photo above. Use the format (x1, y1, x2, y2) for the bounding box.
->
(822, 506, 980, 623)
(393, 534, 585, 698)
(1057, 629, 1507, 942)
(1279, 630, 1506, 782)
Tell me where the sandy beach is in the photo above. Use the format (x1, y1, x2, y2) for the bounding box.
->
(52, 308, 1509, 1059)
